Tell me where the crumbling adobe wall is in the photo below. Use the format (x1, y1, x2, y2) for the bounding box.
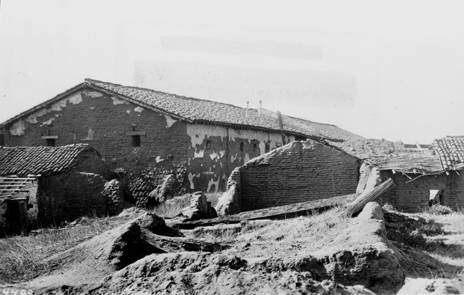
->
(378, 171, 452, 212)
(185, 124, 289, 193)
(238, 140, 360, 211)
(447, 173, 464, 209)
(37, 172, 107, 226)
(3, 87, 293, 193)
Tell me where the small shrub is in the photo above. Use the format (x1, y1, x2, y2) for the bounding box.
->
(428, 205, 453, 215)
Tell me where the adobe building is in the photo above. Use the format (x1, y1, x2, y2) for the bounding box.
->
(356, 136, 464, 212)
(216, 139, 361, 214)
(0, 78, 362, 194)
(0, 144, 109, 234)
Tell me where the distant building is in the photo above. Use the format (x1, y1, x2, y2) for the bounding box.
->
(0, 79, 362, 193)
(358, 136, 464, 212)
(0, 144, 108, 234)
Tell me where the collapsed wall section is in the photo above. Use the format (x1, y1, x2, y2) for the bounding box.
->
(235, 140, 360, 211)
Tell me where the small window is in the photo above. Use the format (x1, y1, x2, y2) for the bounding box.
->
(0, 134, 4, 146)
(206, 140, 211, 150)
(265, 141, 271, 153)
(131, 135, 141, 147)
(240, 142, 244, 152)
(46, 138, 56, 147)
(253, 143, 258, 153)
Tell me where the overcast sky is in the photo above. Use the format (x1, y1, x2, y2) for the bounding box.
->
(1, 0, 464, 143)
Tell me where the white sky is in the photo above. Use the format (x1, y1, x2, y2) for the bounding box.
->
(1, 0, 464, 143)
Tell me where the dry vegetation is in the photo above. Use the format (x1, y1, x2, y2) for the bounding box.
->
(190, 207, 349, 259)
(0, 212, 142, 284)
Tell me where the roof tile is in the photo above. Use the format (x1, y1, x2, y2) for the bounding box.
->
(0, 144, 94, 177)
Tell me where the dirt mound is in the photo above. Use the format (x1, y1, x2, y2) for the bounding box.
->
(26, 220, 163, 292)
(135, 212, 182, 237)
(89, 252, 376, 295)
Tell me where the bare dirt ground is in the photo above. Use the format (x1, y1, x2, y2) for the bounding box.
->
(0, 205, 463, 294)
(395, 212, 464, 294)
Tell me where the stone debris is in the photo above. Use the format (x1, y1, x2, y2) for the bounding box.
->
(148, 173, 179, 203)
(181, 191, 217, 221)
(102, 179, 124, 215)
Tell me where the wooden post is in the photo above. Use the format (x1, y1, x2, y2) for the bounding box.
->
(344, 178, 395, 218)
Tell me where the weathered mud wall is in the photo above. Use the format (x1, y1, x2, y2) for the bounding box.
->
(3, 87, 292, 192)
(238, 140, 360, 211)
(37, 172, 107, 226)
(379, 170, 464, 212)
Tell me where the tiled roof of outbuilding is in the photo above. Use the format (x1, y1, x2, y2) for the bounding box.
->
(368, 153, 444, 174)
(84, 79, 363, 141)
(0, 144, 95, 177)
(433, 136, 464, 171)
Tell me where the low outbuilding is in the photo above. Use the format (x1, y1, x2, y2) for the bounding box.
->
(357, 136, 464, 212)
(0, 144, 109, 234)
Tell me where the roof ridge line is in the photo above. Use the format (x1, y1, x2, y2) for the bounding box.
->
(86, 78, 255, 111)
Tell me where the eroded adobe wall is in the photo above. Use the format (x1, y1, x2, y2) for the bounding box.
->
(37, 172, 107, 226)
(449, 174, 464, 209)
(239, 140, 360, 211)
(186, 124, 288, 192)
(3, 87, 291, 193)
(379, 171, 452, 212)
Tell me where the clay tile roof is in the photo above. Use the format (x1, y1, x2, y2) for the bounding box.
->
(84, 78, 363, 141)
(0, 144, 94, 177)
(433, 136, 464, 171)
(369, 153, 444, 174)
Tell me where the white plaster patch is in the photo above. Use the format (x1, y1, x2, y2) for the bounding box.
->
(25, 109, 47, 124)
(68, 93, 83, 104)
(9, 120, 26, 136)
(186, 124, 227, 149)
(155, 156, 164, 163)
(188, 173, 200, 190)
(40, 118, 55, 126)
(209, 152, 219, 160)
(86, 91, 103, 98)
(230, 153, 238, 163)
(164, 115, 177, 128)
(219, 150, 225, 157)
(207, 177, 220, 193)
(244, 153, 250, 163)
(134, 106, 144, 113)
(83, 128, 95, 140)
(126, 110, 131, 114)
(111, 96, 127, 105)
(51, 99, 68, 112)
(90, 106, 95, 110)
(228, 128, 283, 155)
(194, 150, 205, 158)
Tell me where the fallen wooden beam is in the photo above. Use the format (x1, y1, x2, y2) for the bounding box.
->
(344, 178, 395, 218)
(171, 193, 356, 229)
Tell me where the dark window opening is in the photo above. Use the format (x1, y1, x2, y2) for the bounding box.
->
(46, 138, 56, 147)
(253, 143, 259, 153)
(240, 142, 244, 152)
(0, 134, 4, 146)
(265, 142, 271, 153)
(295, 136, 306, 141)
(131, 135, 141, 147)
(206, 140, 211, 149)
